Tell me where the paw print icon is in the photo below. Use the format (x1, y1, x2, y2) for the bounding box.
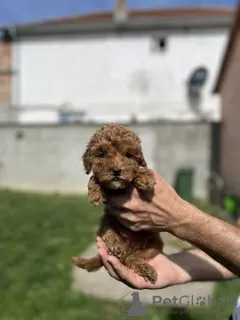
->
(196, 296, 206, 306)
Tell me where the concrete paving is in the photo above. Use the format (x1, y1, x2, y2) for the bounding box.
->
(72, 233, 215, 306)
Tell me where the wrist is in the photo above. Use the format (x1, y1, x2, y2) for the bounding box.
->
(168, 198, 210, 242)
(168, 252, 192, 285)
(169, 249, 237, 283)
(167, 197, 193, 238)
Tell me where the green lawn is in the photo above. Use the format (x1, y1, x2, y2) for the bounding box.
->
(0, 189, 239, 320)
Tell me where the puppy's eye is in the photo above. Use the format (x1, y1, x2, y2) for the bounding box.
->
(126, 152, 134, 159)
(98, 152, 105, 158)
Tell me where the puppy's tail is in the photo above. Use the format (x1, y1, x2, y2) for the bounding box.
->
(71, 255, 103, 272)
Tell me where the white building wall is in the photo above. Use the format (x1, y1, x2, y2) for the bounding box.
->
(13, 30, 228, 123)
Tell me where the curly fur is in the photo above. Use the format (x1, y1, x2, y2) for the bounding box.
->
(72, 123, 163, 283)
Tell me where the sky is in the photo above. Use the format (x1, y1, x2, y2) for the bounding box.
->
(0, 0, 238, 27)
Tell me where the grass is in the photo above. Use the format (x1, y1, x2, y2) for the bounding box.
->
(193, 199, 233, 222)
(0, 189, 239, 320)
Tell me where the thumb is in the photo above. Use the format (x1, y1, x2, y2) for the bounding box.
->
(107, 256, 130, 282)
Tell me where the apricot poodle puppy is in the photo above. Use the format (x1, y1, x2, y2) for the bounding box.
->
(72, 123, 163, 283)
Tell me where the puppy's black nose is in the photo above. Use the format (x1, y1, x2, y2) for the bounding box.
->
(112, 167, 122, 176)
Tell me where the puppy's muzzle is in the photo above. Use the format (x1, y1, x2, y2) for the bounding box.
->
(112, 167, 122, 176)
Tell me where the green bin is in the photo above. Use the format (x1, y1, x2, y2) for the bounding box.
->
(174, 168, 194, 203)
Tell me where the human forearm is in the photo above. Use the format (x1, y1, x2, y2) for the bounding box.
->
(170, 200, 240, 277)
(169, 248, 237, 284)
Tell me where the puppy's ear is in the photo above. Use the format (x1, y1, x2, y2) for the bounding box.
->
(136, 137, 147, 167)
(139, 149, 147, 167)
(82, 144, 92, 174)
(88, 176, 104, 206)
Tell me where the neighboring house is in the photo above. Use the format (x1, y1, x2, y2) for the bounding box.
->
(0, 3, 235, 123)
(214, 2, 240, 197)
(0, 38, 11, 103)
(0, 33, 13, 122)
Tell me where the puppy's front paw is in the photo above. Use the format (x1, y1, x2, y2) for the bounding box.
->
(133, 168, 156, 190)
(89, 193, 103, 206)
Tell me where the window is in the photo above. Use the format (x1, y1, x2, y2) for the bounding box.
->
(187, 66, 208, 96)
(189, 67, 208, 87)
(158, 38, 167, 50)
(150, 36, 168, 53)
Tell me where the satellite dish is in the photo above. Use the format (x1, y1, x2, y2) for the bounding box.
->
(187, 67, 208, 96)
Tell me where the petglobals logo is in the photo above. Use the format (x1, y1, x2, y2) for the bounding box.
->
(152, 295, 237, 307)
(118, 292, 239, 318)
(119, 291, 149, 318)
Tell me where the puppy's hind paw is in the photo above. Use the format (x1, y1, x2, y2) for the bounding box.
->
(143, 267, 158, 284)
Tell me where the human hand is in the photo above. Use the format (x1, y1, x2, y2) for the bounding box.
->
(97, 237, 189, 289)
(105, 171, 187, 234)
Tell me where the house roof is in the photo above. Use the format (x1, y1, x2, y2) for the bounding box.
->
(18, 7, 236, 25)
(1, 7, 236, 39)
(0, 0, 237, 27)
(214, 2, 240, 92)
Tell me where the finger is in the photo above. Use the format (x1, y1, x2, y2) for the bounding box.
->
(106, 195, 129, 208)
(98, 248, 120, 280)
(105, 188, 137, 208)
(96, 237, 119, 279)
(112, 215, 140, 231)
(110, 207, 129, 215)
(96, 237, 108, 251)
(110, 212, 145, 231)
(109, 209, 139, 222)
(107, 255, 141, 288)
